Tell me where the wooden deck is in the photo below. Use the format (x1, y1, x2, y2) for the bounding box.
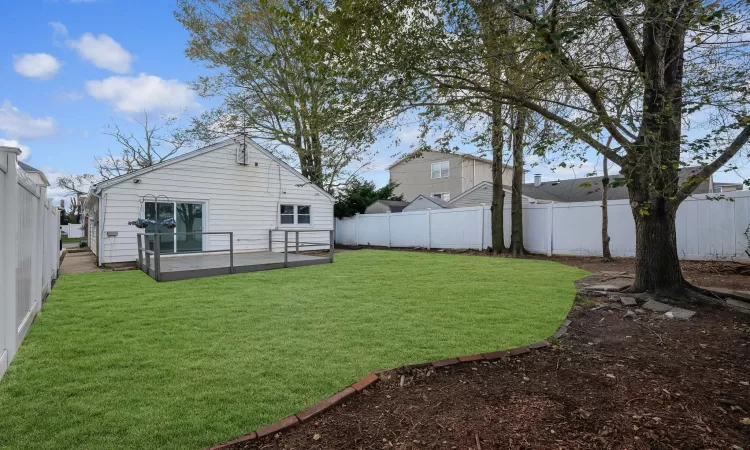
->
(139, 251, 330, 281)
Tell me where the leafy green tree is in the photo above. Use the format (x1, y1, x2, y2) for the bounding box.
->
(323, 0, 750, 301)
(334, 179, 404, 218)
(175, 0, 390, 192)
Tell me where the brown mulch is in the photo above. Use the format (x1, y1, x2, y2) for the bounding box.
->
(226, 301, 750, 450)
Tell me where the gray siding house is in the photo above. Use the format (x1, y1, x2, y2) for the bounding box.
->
(388, 150, 512, 202)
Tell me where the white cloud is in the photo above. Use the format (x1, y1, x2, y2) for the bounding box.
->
(13, 53, 62, 80)
(66, 33, 133, 73)
(49, 21, 68, 38)
(55, 90, 84, 102)
(0, 139, 31, 162)
(85, 74, 198, 113)
(0, 100, 57, 139)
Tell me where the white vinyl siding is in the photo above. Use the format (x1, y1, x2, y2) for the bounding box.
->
(97, 141, 333, 263)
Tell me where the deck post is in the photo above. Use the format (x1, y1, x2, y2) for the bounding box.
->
(268, 229, 272, 251)
(329, 230, 334, 263)
(295, 231, 299, 253)
(136, 234, 142, 269)
(284, 231, 288, 268)
(154, 234, 161, 281)
(229, 232, 234, 274)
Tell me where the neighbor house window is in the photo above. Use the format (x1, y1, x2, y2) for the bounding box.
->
(431, 161, 450, 179)
(280, 205, 311, 225)
(432, 192, 450, 201)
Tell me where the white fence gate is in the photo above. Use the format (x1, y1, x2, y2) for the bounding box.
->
(1, 147, 61, 380)
(336, 190, 750, 261)
(60, 223, 84, 238)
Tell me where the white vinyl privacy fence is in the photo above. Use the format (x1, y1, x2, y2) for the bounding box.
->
(61, 223, 84, 238)
(1, 147, 61, 380)
(336, 190, 750, 261)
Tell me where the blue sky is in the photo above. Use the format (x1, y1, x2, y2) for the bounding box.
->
(1, 0, 746, 205)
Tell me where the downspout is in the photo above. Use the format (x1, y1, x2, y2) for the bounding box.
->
(90, 190, 104, 267)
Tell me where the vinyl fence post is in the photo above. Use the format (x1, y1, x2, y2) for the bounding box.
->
(477, 206, 483, 251)
(547, 203, 554, 257)
(1, 147, 21, 366)
(354, 213, 360, 247)
(427, 208, 432, 250)
(387, 212, 391, 248)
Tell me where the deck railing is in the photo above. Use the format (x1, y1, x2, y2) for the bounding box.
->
(137, 231, 234, 281)
(136, 229, 334, 281)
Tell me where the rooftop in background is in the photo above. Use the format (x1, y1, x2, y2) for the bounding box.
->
(523, 167, 712, 203)
(18, 161, 50, 186)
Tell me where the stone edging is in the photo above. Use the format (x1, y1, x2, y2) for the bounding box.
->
(205, 338, 557, 450)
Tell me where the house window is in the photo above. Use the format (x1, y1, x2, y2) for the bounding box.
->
(280, 205, 312, 225)
(431, 161, 450, 179)
(432, 192, 450, 201)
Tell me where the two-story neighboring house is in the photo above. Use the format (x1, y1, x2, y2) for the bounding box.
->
(387, 150, 512, 202)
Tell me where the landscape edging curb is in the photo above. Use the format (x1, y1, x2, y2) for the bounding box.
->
(205, 337, 556, 450)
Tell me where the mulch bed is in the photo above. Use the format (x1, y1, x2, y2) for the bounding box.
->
(224, 299, 750, 449)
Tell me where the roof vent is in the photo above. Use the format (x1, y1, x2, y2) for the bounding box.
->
(534, 174, 541, 187)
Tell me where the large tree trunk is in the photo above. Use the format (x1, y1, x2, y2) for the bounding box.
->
(490, 101, 507, 254)
(630, 204, 685, 294)
(626, 0, 689, 296)
(509, 108, 527, 256)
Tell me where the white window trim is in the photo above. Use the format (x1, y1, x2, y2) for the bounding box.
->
(143, 200, 207, 253)
(279, 204, 313, 226)
(431, 192, 450, 201)
(431, 161, 450, 179)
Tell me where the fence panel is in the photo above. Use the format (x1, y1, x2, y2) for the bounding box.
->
(1, 147, 60, 380)
(337, 191, 750, 261)
(61, 224, 85, 238)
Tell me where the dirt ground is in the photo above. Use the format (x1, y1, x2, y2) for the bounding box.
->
(226, 299, 750, 450)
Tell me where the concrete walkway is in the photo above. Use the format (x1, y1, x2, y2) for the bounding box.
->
(59, 250, 107, 275)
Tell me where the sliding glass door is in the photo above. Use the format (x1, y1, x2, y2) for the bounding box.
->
(144, 201, 204, 254)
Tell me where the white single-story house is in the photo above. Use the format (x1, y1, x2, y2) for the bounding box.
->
(84, 137, 334, 266)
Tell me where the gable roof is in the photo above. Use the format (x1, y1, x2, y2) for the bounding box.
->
(18, 161, 50, 186)
(374, 199, 410, 212)
(386, 150, 508, 170)
(409, 194, 455, 209)
(91, 137, 333, 200)
(522, 167, 712, 203)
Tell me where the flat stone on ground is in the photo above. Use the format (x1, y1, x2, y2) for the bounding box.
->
(667, 307, 696, 320)
(620, 296, 637, 306)
(586, 284, 623, 292)
(642, 299, 673, 313)
(727, 298, 750, 311)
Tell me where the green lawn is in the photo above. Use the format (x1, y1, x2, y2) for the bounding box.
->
(61, 237, 81, 244)
(0, 250, 586, 450)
